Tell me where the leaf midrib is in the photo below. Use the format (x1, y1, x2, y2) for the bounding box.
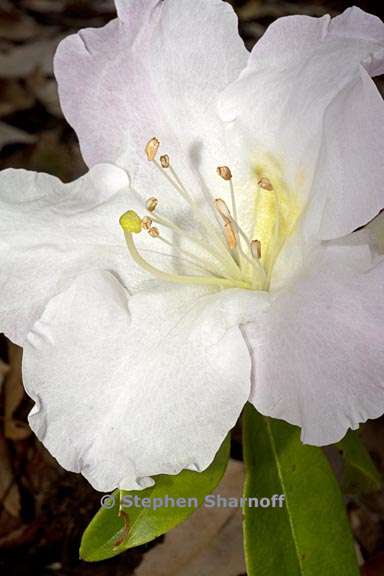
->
(265, 418, 305, 576)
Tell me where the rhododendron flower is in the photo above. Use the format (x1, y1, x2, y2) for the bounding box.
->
(1, 1, 383, 492)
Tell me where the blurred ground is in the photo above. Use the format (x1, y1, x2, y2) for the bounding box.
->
(0, 1, 384, 575)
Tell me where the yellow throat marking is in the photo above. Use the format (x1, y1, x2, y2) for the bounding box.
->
(252, 155, 301, 279)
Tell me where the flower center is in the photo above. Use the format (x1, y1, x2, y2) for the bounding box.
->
(120, 138, 300, 292)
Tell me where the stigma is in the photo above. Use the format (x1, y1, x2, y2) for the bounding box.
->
(120, 138, 300, 291)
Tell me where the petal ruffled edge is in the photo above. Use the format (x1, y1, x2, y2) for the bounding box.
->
(22, 271, 253, 491)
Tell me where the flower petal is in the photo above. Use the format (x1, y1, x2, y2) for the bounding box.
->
(54, 0, 248, 183)
(246, 243, 384, 446)
(0, 164, 143, 346)
(314, 65, 384, 239)
(218, 7, 384, 239)
(22, 271, 252, 491)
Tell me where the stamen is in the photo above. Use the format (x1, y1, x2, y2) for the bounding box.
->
(146, 197, 158, 212)
(148, 211, 242, 279)
(145, 137, 160, 161)
(229, 177, 238, 224)
(251, 239, 262, 260)
(151, 156, 240, 271)
(122, 144, 297, 293)
(154, 232, 222, 278)
(217, 167, 238, 225)
(160, 154, 170, 168)
(224, 221, 237, 250)
(257, 174, 281, 279)
(238, 243, 262, 274)
(217, 166, 232, 181)
(142, 216, 153, 230)
(153, 158, 193, 205)
(148, 227, 160, 238)
(214, 198, 232, 222)
(214, 197, 244, 270)
(258, 177, 273, 191)
(230, 218, 267, 282)
(213, 195, 265, 285)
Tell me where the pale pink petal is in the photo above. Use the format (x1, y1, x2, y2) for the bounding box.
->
(54, 0, 248, 200)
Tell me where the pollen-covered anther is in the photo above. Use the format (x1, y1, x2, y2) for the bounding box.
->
(224, 221, 237, 250)
(160, 154, 170, 168)
(148, 227, 160, 238)
(145, 137, 160, 161)
(217, 166, 232, 181)
(251, 239, 262, 260)
(258, 176, 273, 191)
(142, 216, 153, 231)
(214, 198, 232, 222)
(146, 197, 158, 212)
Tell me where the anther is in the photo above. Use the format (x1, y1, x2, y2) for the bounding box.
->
(142, 216, 153, 231)
(148, 227, 160, 238)
(146, 197, 158, 212)
(217, 166, 232, 181)
(160, 154, 170, 168)
(224, 221, 237, 250)
(145, 137, 160, 161)
(214, 198, 232, 222)
(251, 239, 262, 259)
(258, 177, 273, 191)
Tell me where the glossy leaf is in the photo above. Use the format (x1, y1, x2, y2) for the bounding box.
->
(242, 404, 359, 576)
(337, 430, 382, 495)
(80, 435, 230, 562)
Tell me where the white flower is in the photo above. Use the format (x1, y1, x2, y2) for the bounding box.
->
(1, 1, 384, 492)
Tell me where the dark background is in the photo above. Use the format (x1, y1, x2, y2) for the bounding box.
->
(1, 1, 384, 575)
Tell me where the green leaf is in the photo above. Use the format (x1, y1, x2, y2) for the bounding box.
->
(80, 435, 230, 562)
(337, 430, 382, 494)
(242, 404, 359, 576)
